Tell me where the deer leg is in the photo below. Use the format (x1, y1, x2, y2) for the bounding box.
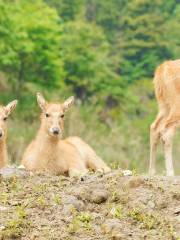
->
(161, 126, 176, 176)
(87, 155, 111, 173)
(149, 111, 166, 176)
(149, 123, 160, 175)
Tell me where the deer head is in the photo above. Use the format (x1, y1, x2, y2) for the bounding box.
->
(0, 100, 18, 140)
(37, 93, 74, 138)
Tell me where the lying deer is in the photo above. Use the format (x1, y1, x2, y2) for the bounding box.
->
(0, 100, 18, 168)
(149, 59, 180, 176)
(21, 93, 111, 176)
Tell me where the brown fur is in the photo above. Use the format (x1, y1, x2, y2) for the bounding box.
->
(0, 100, 18, 168)
(21, 93, 111, 176)
(149, 59, 180, 176)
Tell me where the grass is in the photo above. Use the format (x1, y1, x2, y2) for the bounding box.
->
(110, 205, 123, 219)
(1, 205, 31, 239)
(128, 208, 160, 230)
(53, 194, 61, 205)
(67, 211, 93, 234)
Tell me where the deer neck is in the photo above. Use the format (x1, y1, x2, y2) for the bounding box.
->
(36, 126, 61, 149)
(0, 138, 7, 168)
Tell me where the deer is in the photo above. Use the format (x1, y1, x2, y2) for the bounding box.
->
(21, 93, 111, 176)
(0, 100, 18, 169)
(149, 59, 180, 176)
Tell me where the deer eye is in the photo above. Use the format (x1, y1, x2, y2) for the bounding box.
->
(3, 117, 7, 121)
(60, 114, 64, 118)
(45, 113, 50, 118)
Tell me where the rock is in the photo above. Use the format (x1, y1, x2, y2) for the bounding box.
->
(128, 177, 144, 188)
(0, 166, 29, 179)
(89, 189, 109, 204)
(74, 185, 109, 204)
(102, 219, 125, 239)
(171, 191, 180, 200)
(102, 219, 121, 234)
(62, 195, 85, 212)
(148, 200, 155, 209)
(155, 199, 167, 209)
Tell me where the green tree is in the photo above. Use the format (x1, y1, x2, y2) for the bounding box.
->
(85, 0, 127, 43)
(45, 0, 84, 21)
(116, 0, 175, 83)
(0, 0, 63, 93)
(165, 4, 180, 58)
(60, 21, 123, 104)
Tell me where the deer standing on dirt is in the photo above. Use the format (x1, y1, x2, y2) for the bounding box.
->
(149, 59, 180, 176)
(0, 100, 18, 168)
(21, 93, 111, 176)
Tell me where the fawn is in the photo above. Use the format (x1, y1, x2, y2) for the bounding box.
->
(149, 59, 180, 176)
(21, 93, 111, 176)
(0, 100, 18, 168)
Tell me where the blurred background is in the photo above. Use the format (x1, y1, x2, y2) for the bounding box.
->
(0, 0, 179, 174)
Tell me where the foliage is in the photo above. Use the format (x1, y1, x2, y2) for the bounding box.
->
(60, 21, 123, 102)
(0, 0, 63, 92)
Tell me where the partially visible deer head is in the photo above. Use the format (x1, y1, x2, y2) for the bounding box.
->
(37, 93, 74, 138)
(0, 100, 18, 140)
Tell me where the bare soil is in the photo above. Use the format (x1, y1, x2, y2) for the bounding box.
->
(0, 167, 180, 240)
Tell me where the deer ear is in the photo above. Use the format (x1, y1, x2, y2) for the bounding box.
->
(63, 96, 75, 112)
(5, 100, 18, 116)
(37, 92, 47, 111)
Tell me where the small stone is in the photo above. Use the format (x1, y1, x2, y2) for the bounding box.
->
(173, 207, 180, 215)
(112, 232, 124, 240)
(171, 191, 180, 200)
(0, 225, 5, 231)
(148, 200, 155, 209)
(0, 206, 8, 211)
(122, 170, 132, 176)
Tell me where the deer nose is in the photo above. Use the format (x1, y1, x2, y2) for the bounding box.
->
(52, 127, 60, 135)
(0, 129, 3, 138)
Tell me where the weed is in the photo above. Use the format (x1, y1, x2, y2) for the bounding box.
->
(37, 195, 47, 209)
(53, 194, 61, 205)
(33, 183, 48, 193)
(128, 208, 159, 230)
(110, 205, 123, 219)
(0, 193, 9, 205)
(67, 212, 93, 234)
(1, 205, 30, 238)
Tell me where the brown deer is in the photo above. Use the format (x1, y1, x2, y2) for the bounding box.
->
(21, 93, 111, 176)
(149, 59, 180, 176)
(0, 100, 18, 168)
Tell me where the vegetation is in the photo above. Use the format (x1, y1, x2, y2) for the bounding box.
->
(0, 0, 179, 173)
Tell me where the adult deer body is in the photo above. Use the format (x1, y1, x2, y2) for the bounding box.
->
(0, 100, 18, 168)
(21, 93, 110, 176)
(149, 59, 180, 176)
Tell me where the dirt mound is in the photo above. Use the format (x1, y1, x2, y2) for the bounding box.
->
(0, 169, 180, 240)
